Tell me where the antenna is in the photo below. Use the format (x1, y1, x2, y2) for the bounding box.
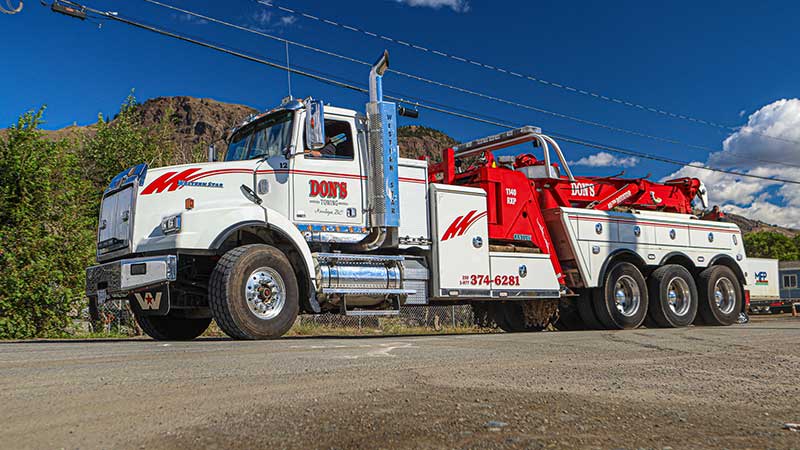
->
(285, 41, 292, 100)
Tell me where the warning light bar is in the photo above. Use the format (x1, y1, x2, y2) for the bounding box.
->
(451, 125, 542, 159)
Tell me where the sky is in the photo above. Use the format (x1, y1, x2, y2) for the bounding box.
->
(2, 0, 800, 226)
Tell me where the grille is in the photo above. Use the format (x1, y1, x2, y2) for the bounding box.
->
(97, 185, 135, 258)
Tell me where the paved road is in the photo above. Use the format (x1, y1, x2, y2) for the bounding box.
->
(2, 316, 800, 450)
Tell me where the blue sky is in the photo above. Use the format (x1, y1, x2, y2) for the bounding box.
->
(2, 0, 800, 225)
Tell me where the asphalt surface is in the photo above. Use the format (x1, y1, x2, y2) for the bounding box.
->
(2, 315, 800, 450)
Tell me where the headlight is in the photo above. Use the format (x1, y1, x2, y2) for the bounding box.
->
(161, 214, 182, 235)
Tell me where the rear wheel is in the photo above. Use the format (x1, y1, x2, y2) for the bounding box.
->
(494, 301, 555, 332)
(697, 265, 742, 326)
(647, 265, 698, 328)
(592, 262, 648, 329)
(576, 290, 604, 330)
(553, 303, 585, 331)
(209, 244, 299, 339)
(132, 310, 211, 341)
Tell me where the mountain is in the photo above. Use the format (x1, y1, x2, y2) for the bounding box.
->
(134, 96, 258, 152)
(725, 213, 798, 237)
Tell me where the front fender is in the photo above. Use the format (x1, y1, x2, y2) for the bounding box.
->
(204, 207, 316, 290)
(263, 206, 316, 289)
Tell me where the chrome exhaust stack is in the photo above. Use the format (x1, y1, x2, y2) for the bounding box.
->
(363, 50, 400, 248)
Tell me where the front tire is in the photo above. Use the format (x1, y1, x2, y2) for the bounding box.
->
(647, 265, 698, 328)
(697, 266, 742, 326)
(592, 262, 648, 329)
(209, 244, 299, 339)
(132, 310, 211, 341)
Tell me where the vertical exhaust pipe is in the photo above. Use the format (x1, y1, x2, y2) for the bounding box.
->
(355, 51, 398, 251)
(365, 50, 400, 230)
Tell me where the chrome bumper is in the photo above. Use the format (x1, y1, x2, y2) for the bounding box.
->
(85, 255, 177, 297)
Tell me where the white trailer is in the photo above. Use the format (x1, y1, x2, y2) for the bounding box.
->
(746, 258, 781, 313)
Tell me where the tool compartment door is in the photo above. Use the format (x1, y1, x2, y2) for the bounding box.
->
(489, 252, 560, 298)
(430, 184, 491, 297)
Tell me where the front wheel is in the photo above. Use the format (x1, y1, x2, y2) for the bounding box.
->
(209, 244, 299, 339)
(132, 310, 211, 341)
(697, 266, 742, 326)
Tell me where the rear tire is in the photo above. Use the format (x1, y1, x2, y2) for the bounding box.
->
(576, 290, 603, 330)
(553, 304, 585, 331)
(697, 265, 742, 326)
(132, 310, 211, 341)
(647, 265, 698, 328)
(209, 244, 299, 339)
(494, 302, 546, 332)
(592, 262, 648, 329)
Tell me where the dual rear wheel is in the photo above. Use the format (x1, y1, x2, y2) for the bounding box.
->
(562, 262, 742, 331)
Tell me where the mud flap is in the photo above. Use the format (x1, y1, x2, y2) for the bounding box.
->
(129, 284, 171, 316)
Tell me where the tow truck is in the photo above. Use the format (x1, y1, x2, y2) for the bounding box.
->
(86, 51, 749, 339)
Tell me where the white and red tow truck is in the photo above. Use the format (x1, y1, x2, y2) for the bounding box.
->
(86, 51, 749, 339)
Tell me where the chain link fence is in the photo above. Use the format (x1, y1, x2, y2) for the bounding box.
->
(297, 305, 476, 330)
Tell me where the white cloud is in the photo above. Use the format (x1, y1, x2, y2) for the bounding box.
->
(710, 98, 800, 170)
(722, 201, 800, 229)
(395, 0, 470, 12)
(570, 152, 639, 168)
(663, 99, 800, 228)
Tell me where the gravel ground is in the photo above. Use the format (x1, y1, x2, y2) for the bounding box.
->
(1, 315, 799, 450)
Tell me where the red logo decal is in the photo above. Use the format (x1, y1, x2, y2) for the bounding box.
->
(141, 168, 202, 195)
(309, 180, 348, 199)
(441, 209, 487, 241)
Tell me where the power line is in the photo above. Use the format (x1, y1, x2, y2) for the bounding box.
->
(50, 1, 800, 186)
(257, 0, 800, 148)
(135, 0, 800, 169)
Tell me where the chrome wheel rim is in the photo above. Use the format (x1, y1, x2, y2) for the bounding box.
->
(245, 267, 286, 320)
(714, 277, 736, 315)
(666, 276, 691, 316)
(614, 275, 641, 317)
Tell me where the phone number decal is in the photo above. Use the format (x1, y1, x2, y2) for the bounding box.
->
(460, 274, 521, 286)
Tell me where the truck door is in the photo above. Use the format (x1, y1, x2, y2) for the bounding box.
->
(291, 114, 366, 226)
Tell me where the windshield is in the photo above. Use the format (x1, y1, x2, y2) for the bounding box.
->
(225, 112, 294, 161)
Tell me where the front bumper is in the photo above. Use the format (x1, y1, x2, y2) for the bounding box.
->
(86, 255, 177, 297)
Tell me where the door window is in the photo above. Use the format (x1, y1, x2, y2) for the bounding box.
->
(306, 119, 354, 160)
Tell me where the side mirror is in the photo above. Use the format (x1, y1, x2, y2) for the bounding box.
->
(208, 144, 217, 162)
(305, 98, 326, 151)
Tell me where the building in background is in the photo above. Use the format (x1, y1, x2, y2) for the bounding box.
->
(779, 261, 800, 311)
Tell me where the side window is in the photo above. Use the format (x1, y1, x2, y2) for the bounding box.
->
(784, 274, 797, 288)
(306, 119, 354, 160)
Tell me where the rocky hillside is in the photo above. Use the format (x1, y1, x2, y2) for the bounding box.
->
(725, 213, 798, 237)
(398, 125, 458, 161)
(134, 96, 258, 151)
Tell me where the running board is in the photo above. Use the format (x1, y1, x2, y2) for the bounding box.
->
(321, 288, 416, 296)
(343, 309, 400, 317)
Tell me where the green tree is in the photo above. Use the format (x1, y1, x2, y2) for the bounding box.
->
(743, 231, 800, 261)
(0, 108, 96, 338)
